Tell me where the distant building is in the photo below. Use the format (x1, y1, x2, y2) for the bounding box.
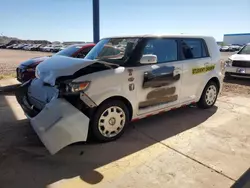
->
(223, 33, 250, 45)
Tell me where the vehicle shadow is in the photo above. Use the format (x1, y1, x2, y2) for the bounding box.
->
(0, 93, 218, 188)
(0, 84, 20, 95)
(231, 168, 250, 188)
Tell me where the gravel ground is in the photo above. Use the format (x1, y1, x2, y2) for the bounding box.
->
(0, 49, 51, 76)
(0, 49, 249, 96)
(222, 78, 250, 96)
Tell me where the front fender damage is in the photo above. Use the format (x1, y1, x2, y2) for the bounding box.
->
(30, 98, 89, 154)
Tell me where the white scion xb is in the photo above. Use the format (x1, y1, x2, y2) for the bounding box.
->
(16, 35, 222, 154)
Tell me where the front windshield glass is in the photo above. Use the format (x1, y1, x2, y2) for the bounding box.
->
(55, 45, 82, 57)
(85, 38, 140, 64)
(238, 45, 250, 55)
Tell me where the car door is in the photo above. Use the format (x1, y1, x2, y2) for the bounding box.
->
(134, 38, 183, 115)
(179, 38, 211, 103)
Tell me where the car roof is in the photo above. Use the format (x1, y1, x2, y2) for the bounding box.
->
(102, 34, 214, 39)
(69, 43, 95, 48)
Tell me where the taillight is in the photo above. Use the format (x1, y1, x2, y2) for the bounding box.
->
(26, 68, 35, 72)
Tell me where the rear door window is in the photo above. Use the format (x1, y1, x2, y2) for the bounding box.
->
(180, 39, 209, 59)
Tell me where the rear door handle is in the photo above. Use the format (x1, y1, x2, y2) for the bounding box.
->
(204, 62, 210, 66)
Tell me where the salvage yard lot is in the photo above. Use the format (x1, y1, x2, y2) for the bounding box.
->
(0, 49, 51, 78)
(0, 49, 250, 188)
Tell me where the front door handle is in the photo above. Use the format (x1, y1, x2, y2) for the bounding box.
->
(174, 67, 181, 75)
(175, 67, 182, 71)
(204, 62, 210, 66)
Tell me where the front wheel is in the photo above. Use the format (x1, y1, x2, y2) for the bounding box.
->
(90, 100, 130, 142)
(197, 81, 218, 109)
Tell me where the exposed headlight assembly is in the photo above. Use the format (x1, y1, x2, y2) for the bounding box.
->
(225, 59, 233, 67)
(35, 69, 40, 78)
(66, 81, 90, 93)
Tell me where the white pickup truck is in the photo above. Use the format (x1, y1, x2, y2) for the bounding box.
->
(16, 34, 223, 154)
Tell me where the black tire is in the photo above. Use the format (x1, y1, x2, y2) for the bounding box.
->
(197, 81, 219, 109)
(90, 100, 130, 142)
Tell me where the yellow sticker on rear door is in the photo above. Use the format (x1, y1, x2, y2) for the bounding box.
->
(192, 65, 215, 75)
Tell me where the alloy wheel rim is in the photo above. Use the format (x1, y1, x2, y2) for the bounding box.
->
(98, 106, 126, 138)
(205, 85, 217, 105)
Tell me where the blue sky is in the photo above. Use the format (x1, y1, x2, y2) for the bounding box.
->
(0, 0, 249, 42)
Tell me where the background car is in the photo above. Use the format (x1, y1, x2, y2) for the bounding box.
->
(220, 46, 230, 52)
(42, 45, 54, 52)
(23, 44, 33, 50)
(12, 44, 22, 49)
(16, 43, 95, 82)
(50, 45, 64, 53)
(0, 44, 7, 49)
(231, 44, 242, 51)
(38, 44, 47, 51)
(30, 44, 42, 51)
(6, 44, 18, 49)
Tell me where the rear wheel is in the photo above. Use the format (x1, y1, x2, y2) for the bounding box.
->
(90, 100, 129, 142)
(197, 81, 218, 109)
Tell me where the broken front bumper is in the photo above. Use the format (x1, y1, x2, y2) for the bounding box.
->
(15, 80, 90, 154)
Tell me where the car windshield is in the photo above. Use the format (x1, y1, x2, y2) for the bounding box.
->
(55, 45, 82, 57)
(85, 38, 140, 64)
(238, 45, 250, 55)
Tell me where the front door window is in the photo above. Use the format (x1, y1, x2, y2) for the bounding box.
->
(142, 38, 178, 63)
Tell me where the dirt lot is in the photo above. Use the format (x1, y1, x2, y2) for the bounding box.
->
(0, 50, 250, 188)
(0, 49, 51, 77)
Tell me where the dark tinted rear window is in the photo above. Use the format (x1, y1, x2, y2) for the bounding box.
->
(180, 39, 209, 59)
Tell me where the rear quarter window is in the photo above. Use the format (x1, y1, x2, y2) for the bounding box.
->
(180, 39, 209, 60)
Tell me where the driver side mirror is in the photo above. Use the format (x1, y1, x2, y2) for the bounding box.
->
(140, 54, 157, 64)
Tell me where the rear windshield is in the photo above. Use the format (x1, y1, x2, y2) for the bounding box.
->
(238, 45, 250, 55)
(56, 45, 82, 57)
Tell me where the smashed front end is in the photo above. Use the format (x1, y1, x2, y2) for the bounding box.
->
(15, 79, 90, 154)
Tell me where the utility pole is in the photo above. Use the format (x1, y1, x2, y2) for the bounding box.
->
(93, 0, 100, 43)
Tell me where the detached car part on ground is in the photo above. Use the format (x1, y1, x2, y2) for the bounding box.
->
(16, 43, 95, 83)
(16, 35, 223, 154)
(224, 44, 250, 78)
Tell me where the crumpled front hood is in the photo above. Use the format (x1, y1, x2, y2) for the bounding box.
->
(229, 54, 250, 61)
(36, 56, 100, 86)
(20, 56, 50, 67)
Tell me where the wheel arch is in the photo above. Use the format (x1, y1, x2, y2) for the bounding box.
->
(207, 77, 221, 91)
(197, 76, 221, 101)
(99, 96, 133, 121)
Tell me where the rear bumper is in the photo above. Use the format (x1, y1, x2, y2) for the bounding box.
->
(15, 80, 90, 154)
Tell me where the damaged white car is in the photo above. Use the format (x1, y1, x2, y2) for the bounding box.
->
(16, 35, 223, 154)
